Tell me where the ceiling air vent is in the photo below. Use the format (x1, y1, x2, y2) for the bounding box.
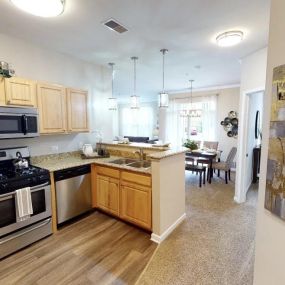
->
(103, 18, 128, 34)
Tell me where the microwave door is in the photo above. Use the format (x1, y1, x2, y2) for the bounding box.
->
(0, 114, 24, 139)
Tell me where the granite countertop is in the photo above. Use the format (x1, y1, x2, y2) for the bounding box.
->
(31, 152, 151, 174)
(149, 147, 188, 160)
(101, 141, 169, 151)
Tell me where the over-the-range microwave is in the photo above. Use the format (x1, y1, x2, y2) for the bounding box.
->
(0, 106, 39, 139)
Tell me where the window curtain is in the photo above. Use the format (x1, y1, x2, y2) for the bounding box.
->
(165, 94, 218, 146)
(201, 95, 218, 141)
(119, 105, 155, 137)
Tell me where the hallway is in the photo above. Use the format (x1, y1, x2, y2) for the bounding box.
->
(138, 172, 258, 285)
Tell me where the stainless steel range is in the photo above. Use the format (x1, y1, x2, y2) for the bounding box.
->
(0, 147, 52, 259)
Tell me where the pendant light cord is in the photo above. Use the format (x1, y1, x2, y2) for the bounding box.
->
(111, 65, 114, 98)
(131, 57, 138, 96)
(134, 58, 136, 95)
(162, 51, 165, 92)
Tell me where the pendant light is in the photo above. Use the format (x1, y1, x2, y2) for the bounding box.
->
(180, 80, 202, 118)
(158, 48, 169, 108)
(130, 56, 140, 109)
(108, 63, 117, 110)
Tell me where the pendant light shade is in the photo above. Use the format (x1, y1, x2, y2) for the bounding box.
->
(158, 93, 169, 108)
(11, 0, 65, 17)
(108, 62, 117, 110)
(130, 56, 140, 109)
(158, 49, 169, 108)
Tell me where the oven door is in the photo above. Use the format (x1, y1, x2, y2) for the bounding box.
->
(0, 182, 51, 237)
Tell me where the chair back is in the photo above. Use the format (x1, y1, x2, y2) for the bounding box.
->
(203, 141, 219, 150)
(226, 147, 237, 166)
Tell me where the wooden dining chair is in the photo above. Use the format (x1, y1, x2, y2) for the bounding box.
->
(212, 147, 237, 184)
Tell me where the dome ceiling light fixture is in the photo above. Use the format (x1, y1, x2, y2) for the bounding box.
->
(216, 30, 244, 47)
(10, 0, 65, 17)
(158, 48, 169, 108)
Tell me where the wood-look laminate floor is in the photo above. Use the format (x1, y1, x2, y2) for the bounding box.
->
(0, 212, 157, 285)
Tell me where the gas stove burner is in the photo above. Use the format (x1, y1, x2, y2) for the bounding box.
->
(0, 173, 8, 181)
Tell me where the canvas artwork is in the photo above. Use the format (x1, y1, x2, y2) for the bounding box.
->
(265, 64, 285, 219)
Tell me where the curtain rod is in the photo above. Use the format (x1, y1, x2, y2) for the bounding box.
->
(170, 93, 219, 100)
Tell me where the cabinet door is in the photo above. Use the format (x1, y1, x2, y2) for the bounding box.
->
(37, 83, 67, 134)
(97, 175, 110, 212)
(0, 78, 5, 106)
(97, 175, 119, 216)
(67, 88, 89, 132)
(120, 183, 152, 230)
(108, 178, 120, 215)
(5, 77, 36, 107)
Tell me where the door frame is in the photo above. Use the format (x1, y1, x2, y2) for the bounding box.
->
(235, 87, 265, 203)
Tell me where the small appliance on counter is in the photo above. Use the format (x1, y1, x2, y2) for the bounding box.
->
(81, 143, 109, 159)
(0, 146, 52, 259)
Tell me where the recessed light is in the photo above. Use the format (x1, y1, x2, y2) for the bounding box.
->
(10, 0, 65, 17)
(216, 31, 244, 47)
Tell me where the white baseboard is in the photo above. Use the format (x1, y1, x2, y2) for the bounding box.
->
(151, 213, 186, 244)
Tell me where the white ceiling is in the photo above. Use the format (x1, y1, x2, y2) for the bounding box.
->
(0, 0, 270, 101)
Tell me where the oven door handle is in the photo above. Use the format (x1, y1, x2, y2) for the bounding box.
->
(0, 218, 51, 245)
(0, 182, 50, 199)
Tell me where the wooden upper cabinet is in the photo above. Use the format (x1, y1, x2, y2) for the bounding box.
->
(5, 77, 36, 107)
(67, 88, 89, 132)
(37, 83, 67, 134)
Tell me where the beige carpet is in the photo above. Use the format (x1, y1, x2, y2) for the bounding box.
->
(137, 171, 258, 285)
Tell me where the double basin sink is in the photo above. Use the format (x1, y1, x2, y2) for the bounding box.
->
(109, 158, 151, 169)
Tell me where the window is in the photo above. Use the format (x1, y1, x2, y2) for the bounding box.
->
(119, 104, 156, 137)
(165, 95, 217, 146)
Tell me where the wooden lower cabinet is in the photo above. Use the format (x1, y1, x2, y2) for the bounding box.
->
(92, 165, 152, 230)
(120, 182, 152, 230)
(97, 174, 119, 216)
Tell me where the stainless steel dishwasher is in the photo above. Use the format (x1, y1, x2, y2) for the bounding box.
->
(54, 165, 92, 224)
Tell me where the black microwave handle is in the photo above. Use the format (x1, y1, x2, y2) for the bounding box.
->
(22, 115, 28, 134)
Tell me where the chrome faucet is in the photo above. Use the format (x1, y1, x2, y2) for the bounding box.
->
(134, 148, 144, 160)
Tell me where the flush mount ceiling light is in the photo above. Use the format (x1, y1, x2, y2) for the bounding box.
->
(158, 48, 169, 108)
(11, 0, 65, 17)
(130, 56, 140, 109)
(108, 63, 117, 111)
(216, 30, 244, 47)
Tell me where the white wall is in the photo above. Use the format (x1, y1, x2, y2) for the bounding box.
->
(235, 48, 267, 203)
(0, 33, 113, 156)
(159, 87, 240, 161)
(254, 1, 285, 284)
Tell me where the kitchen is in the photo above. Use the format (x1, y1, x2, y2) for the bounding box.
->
(0, 0, 274, 284)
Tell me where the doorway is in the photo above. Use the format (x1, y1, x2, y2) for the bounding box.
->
(235, 90, 264, 202)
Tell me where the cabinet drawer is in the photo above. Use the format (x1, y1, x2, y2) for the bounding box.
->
(121, 171, 151, 187)
(96, 166, 120, 179)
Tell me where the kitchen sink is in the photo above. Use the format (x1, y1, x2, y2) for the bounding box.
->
(127, 161, 151, 169)
(109, 158, 138, 165)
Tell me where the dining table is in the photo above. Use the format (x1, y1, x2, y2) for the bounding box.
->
(185, 150, 220, 183)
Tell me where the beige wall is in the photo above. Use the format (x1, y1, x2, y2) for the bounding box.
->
(253, 1, 285, 284)
(0, 33, 113, 156)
